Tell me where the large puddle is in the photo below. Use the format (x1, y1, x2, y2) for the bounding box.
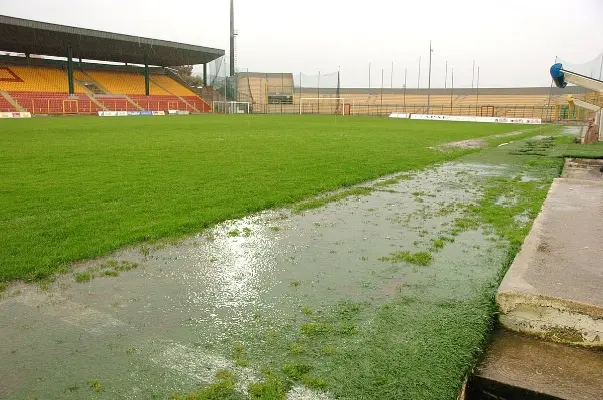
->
(0, 149, 541, 399)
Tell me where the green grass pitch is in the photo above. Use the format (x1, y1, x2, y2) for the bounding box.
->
(0, 115, 526, 283)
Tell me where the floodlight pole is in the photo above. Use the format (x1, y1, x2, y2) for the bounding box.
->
(427, 40, 433, 114)
(230, 0, 236, 77)
(224, 59, 227, 113)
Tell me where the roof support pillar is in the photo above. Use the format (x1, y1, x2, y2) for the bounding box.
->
(144, 62, 150, 96)
(203, 64, 207, 87)
(67, 45, 74, 95)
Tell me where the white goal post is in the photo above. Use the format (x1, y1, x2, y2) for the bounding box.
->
(212, 101, 251, 114)
(299, 98, 347, 115)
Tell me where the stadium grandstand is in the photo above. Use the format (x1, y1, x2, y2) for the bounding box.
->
(0, 15, 224, 114)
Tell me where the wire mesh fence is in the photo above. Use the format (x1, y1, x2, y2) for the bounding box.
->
(198, 56, 596, 122)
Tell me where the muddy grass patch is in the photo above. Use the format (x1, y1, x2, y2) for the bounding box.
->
(73, 260, 140, 284)
(292, 187, 373, 213)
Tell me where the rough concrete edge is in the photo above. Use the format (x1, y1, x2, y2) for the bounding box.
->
(498, 299, 603, 348)
(497, 291, 603, 319)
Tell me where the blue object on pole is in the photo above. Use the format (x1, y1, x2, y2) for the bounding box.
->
(550, 63, 567, 88)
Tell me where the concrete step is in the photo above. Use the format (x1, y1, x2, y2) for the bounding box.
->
(467, 329, 603, 400)
(496, 159, 603, 347)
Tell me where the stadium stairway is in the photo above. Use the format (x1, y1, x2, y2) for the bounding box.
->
(83, 92, 108, 111)
(149, 77, 201, 112)
(93, 94, 140, 111)
(0, 90, 21, 112)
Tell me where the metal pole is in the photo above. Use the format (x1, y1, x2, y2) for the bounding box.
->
(317, 71, 320, 114)
(427, 40, 433, 114)
(299, 72, 302, 114)
(476, 66, 480, 108)
(471, 60, 475, 89)
(229, 0, 236, 76)
(444, 61, 448, 89)
(451, 67, 454, 109)
(404, 68, 407, 111)
(66, 45, 74, 95)
(417, 56, 421, 89)
(547, 56, 557, 109)
(224, 60, 227, 113)
(337, 66, 341, 114)
(381, 69, 384, 114)
(144, 61, 150, 97)
(391, 62, 394, 89)
(299, 71, 302, 106)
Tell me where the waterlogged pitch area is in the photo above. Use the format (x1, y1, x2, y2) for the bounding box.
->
(0, 115, 570, 399)
(0, 115, 532, 283)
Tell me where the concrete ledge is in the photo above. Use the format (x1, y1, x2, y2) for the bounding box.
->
(497, 160, 603, 347)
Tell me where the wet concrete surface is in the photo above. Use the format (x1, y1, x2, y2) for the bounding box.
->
(497, 159, 603, 347)
(0, 151, 536, 399)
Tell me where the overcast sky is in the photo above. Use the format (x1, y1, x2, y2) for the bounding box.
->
(2, 0, 602, 88)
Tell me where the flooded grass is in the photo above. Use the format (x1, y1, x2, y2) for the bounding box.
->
(172, 369, 238, 400)
(73, 260, 140, 283)
(87, 380, 104, 393)
(73, 271, 92, 283)
(378, 250, 433, 266)
(0, 127, 567, 400)
(0, 116, 529, 283)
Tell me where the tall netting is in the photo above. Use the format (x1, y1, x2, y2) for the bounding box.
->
(202, 56, 252, 111)
(295, 72, 344, 114)
(556, 52, 603, 117)
(199, 59, 587, 120)
(230, 70, 342, 114)
(557, 52, 603, 81)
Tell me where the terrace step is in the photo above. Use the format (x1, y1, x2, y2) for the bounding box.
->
(467, 329, 603, 400)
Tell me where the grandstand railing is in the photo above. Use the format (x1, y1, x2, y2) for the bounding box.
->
(9, 96, 202, 114)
